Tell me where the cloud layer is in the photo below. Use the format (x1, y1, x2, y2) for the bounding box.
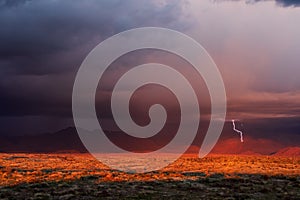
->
(0, 0, 299, 149)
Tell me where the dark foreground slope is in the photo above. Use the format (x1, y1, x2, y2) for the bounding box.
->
(1, 173, 299, 200)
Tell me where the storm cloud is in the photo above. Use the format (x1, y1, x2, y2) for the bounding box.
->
(268, 0, 300, 7)
(0, 0, 188, 115)
(0, 0, 187, 75)
(0, 0, 191, 134)
(0, 0, 299, 149)
(216, 0, 300, 7)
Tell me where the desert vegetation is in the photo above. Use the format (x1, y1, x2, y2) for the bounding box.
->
(0, 153, 299, 199)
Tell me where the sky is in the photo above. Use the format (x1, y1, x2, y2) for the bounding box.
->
(0, 0, 299, 147)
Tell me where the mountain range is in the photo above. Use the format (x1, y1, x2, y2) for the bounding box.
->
(0, 127, 299, 156)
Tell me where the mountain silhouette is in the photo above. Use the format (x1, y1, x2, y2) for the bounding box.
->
(0, 127, 298, 156)
(0, 127, 87, 153)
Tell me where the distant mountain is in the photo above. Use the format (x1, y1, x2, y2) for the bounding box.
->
(273, 147, 300, 157)
(0, 127, 170, 153)
(211, 136, 284, 155)
(0, 127, 87, 153)
(0, 127, 298, 156)
(239, 151, 262, 156)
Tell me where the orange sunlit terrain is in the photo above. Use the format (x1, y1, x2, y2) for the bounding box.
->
(0, 153, 299, 199)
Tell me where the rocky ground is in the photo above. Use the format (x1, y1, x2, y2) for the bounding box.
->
(0, 154, 299, 199)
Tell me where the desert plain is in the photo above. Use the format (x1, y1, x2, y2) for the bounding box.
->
(0, 153, 299, 199)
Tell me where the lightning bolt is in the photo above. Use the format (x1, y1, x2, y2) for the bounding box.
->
(232, 119, 244, 143)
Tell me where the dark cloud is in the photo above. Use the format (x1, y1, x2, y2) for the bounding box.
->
(256, 0, 300, 7)
(217, 0, 300, 7)
(0, 73, 74, 117)
(274, 0, 300, 7)
(244, 117, 300, 146)
(0, 0, 31, 8)
(0, 0, 187, 75)
(0, 0, 190, 135)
